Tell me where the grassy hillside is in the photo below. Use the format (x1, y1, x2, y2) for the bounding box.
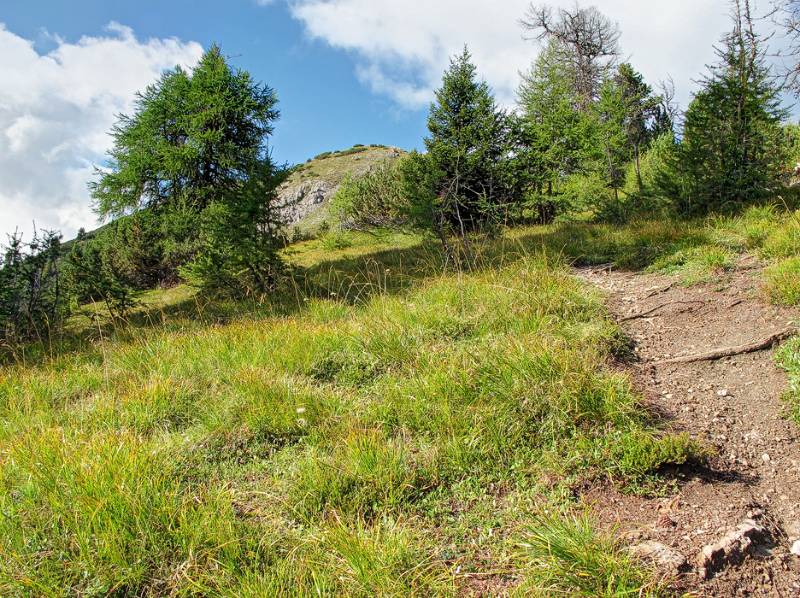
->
(280, 144, 405, 235)
(0, 224, 709, 596)
(4, 202, 800, 595)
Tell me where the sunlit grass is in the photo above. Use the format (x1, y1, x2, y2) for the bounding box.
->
(515, 512, 666, 597)
(0, 229, 698, 595)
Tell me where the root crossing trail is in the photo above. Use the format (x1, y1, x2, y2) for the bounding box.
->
(578, 263, 800, 596)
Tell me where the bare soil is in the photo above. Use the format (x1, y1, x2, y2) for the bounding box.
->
(578, 258, 800, 597)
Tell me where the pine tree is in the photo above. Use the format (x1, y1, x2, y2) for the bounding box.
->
(181, 160, 289, 296)
(0, 230, 67, 346)
(612, 64, 669, 193)
(65, 230, 136, 320)
(89, 45, 286, 292)
(677, 0, 787, 215)
(594, 78, 629, 202)
(423, 47, 508, 236)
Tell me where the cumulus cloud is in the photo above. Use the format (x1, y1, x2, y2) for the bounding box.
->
(284, 0, 738, 110)
(0, 22, 203, 242)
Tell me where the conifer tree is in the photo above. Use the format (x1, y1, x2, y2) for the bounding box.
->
(677, 0, 786, 215)
(0, 230, 67, 345)
(92, 44, 279, 216)
(423, 47, 509, 236)
(65, 230, 136, 319)
(518, 40, 585, 202)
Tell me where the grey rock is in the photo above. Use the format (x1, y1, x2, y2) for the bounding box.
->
(278, 181, 335, 226)
(630, 541, 687, 571)
(696, 518, 766, 579)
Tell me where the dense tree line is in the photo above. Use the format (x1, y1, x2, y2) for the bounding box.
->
(339, 0, 792, 242)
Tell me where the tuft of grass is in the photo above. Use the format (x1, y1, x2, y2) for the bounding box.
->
(648, 245, 735, 285)
(764, 257, 800, 305)
(515, 513, 665, 597)
(777, 337, 800, 425)
(759, 214, 800, 259)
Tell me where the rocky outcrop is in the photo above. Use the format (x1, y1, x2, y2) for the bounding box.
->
(696, 512, 768, 579)
(278, 180, 335, 226)
(629, 541, 688, 572)
(275, 146, 405, 230)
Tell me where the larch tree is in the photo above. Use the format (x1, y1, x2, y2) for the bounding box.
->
(91, 44, 279, 217)
(521, 3, 621, 110)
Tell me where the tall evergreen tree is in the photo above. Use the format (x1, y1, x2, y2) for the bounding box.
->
(92, 45, 279, 217)
(89, 45, 286, 291)
(594, 78, 629, 202)
(612, 63, 670, 193)
(518, 40, 586, 202)
(592, 63, 667, 203)
(423, 47, 509, 235)
(677, 0, 787, 215)
(522, 4, 621, 110)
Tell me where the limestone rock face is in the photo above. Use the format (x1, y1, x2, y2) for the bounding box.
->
(278, 181, 334, 225)
(274, 146, 405, 231)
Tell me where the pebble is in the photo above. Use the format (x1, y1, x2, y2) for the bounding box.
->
(762, 453, 771, 463)
(717, 389, 729, 397)
(630, 541, 687, 571)
(792, 540, 800, 557)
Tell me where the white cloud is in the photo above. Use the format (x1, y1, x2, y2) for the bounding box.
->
(283, 0, 746, 111)
(0, 22, 203, 243)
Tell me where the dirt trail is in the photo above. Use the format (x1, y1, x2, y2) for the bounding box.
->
(578, 260, 800, 596)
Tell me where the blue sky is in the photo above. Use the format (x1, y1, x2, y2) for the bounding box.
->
(0, 0, 781, 239)
(0, 0, 429, 166)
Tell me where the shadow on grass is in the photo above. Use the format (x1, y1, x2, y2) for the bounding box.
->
(3, 219, 717, 367)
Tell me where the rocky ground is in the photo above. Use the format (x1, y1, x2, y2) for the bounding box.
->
(578, 258, 800, 596)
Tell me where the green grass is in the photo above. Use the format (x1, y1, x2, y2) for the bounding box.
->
(524, 204, 800, 291)
(764, 257, 800, 305)
(515, 513, 665, 596)
(777, 337, 800, 425)
(0, 227, 698, 595)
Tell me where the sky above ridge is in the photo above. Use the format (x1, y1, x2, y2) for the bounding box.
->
(0, 0, 791, 240)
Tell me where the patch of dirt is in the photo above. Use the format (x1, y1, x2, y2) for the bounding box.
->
(578, 259, 800, 596)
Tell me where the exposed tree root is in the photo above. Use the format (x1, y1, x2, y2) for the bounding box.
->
(621, 300, 705, 322)
(643, 282, 676, 299)
(657, 328, 796, 364)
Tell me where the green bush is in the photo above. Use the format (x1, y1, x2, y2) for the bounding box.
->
(332, 160, 409, 229)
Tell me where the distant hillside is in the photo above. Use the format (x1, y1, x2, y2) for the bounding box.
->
(278, 144, 405, 235)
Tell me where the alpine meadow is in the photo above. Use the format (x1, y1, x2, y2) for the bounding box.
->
(4, 0, 800, 595)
